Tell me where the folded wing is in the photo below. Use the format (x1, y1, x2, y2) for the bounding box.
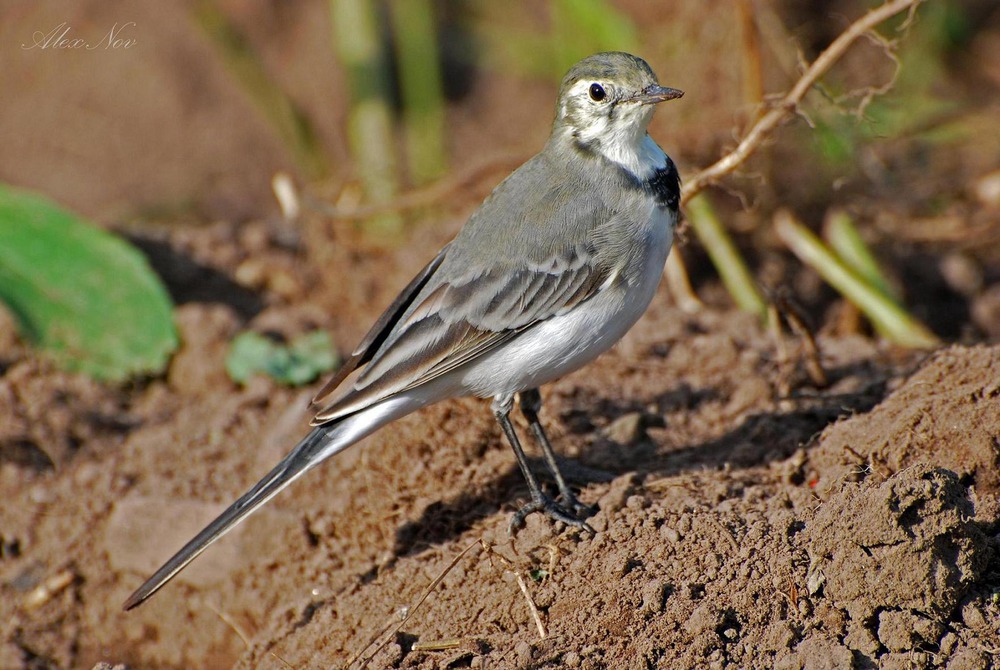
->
(311, 240, 612, 424)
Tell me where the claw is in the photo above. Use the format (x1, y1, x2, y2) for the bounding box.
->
(557, 489, 596, 518)
(508, 491, 595, 536)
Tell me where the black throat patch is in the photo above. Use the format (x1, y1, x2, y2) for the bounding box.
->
(645, 157, 680, 211)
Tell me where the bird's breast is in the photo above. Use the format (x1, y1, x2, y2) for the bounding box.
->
(458, 205, 675, 399)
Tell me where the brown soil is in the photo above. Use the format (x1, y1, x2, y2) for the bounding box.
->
(1, 218, 998, 670)
(3, 3, 1000, 668)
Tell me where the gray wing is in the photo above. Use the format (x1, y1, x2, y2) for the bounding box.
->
(311, 151, 628, 424)
(311, 245, 450, 406)
(311, 240, 612, 423)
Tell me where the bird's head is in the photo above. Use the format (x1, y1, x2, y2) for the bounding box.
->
(552, 52, 682, 165)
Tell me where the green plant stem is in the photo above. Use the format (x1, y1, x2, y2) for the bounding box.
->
(774, 210, 939, 348)
(551, 0, 638, 77)
(389, 0, 447, 185)
(330, 0, 401, 234)
(823, 209, 899, 302)
(193, 0, 326, 179)
(685, 194, 766, 317)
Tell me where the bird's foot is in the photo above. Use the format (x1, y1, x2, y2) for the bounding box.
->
(508, 491, 595, 536)
(557, 489, 597, 519)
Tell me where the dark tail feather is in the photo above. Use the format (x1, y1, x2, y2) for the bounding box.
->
(123, 424, 339, 610)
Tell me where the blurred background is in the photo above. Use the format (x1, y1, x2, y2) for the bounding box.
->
(0, 2, 993, 212)
(2, 3, 1000, 667)
(1, 0, 999, 348)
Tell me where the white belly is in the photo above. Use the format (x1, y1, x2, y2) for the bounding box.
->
(459, 216, 673, 398)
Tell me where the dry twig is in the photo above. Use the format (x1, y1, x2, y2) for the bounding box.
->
(411, 639, 462, 652)
(481, 541, 548, 641)
(516, 571, 547, 640)
(310, 152, 526, 221)
(350, 539, 481, 668)
(667, 0, 924, 307)
(768, 288, 829, 390)
(680, 0, 925, 204)
(22, 567, 76, 610)
(204, 603, 253, 651)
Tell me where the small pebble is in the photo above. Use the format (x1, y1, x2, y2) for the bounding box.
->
(973, 169, 1000, 208)
(514, 641, 533, 668)
(603, 412, 645, 445)
(660, 526, 681, 543)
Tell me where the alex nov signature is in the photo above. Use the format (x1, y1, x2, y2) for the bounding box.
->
(22, 22, 137, 50)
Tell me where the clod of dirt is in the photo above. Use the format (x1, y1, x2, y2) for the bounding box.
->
(774, 634, 853, 670)
(808, 344, 1000, 499)
(944, 647, 991, 670)
(876, 608, 943, 652)
(602, 412, 647, 445)
(972, 283, 1000, 338)
(805, 465, 990, 626)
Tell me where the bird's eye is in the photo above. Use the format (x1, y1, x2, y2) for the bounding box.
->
(589, 83, 606, 102)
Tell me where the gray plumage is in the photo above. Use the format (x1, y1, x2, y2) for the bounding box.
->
(124, 51, 683, 611)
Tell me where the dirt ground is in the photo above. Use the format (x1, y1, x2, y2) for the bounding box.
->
(1, 213, 999, 669)
(3, 2, 1000, 669)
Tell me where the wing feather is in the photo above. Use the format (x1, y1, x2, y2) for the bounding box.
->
(310, 245, 449, 407)
(311, 150, 634, 424)
(311, 242, 612, 424)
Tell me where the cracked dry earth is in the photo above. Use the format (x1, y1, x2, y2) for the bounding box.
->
(1, 222, 999, 670)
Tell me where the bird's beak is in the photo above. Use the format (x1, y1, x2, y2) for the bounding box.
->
(632, 85, 684, 105)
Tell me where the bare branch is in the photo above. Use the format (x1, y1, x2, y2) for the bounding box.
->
(681, 0, 925, 204)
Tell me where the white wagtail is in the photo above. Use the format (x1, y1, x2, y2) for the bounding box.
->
(124, 52, 682, 610)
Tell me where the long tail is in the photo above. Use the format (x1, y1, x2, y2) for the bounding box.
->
(123, 396, 418, 610)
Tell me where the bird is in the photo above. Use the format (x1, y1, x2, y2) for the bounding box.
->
(124, 51, 683, 610)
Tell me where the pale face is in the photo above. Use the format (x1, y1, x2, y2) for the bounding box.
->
(556, 77, 665, 179)
(560, 78, 656, 149)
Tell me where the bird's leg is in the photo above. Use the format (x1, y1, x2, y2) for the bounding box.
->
(492, 395, 593, 535)
(518, 389, 594, 517)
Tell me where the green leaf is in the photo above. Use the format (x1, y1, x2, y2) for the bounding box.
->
(0, 185, 178, 380)
(529, 568, 549, 582)
(225, 332, 278, 384)
(226, 330, 339, 386)
(685, 194, 766, 318)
